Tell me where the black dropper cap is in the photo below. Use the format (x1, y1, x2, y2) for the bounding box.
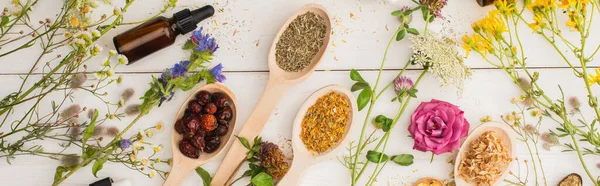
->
(173, 5, 215, 34)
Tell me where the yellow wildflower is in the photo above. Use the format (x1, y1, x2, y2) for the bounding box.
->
(141, 157, 149, 166)
(587, 68, 600, 86)
(511, 97, 519, 104)
(528, 0, 556, 11)
(480, 115, 492, 123)
(530, 109, 543, 117)
(462, 34, 492, 57)
(528, 13, 545, 32)
(129, 154, 136, 161)
(153, 145, 162, 153)
(70, 18, 79, 27)
(472, 10, 507, 40)
(519, 94, 527, 101)
(149, 170, 156, 178)
(495, 0, 516, 15)
(145, 130, 155, 138)
(156, 122, 163, 131)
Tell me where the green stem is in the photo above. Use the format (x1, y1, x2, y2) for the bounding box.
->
(351, 28, 400, 186)
(375, 61, 411, 100)
(533, 141, 548, 185)
(359, 68, 429, 185)
(52, 113, 145, 186)
(524, 141, 539, 186)
(570, 133, 598, 186)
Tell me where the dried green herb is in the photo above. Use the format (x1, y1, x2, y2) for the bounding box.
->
(275, 12, 327, 72)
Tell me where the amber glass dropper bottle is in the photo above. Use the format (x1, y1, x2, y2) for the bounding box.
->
(476, 0, 494, 7)
(113, 5, 214, 65)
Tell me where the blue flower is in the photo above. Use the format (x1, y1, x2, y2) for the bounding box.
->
(120, 139, 132, 149)
(191, 27, 219, 54)
(210, 63, 226, 83)
(169, 61, 190, 79)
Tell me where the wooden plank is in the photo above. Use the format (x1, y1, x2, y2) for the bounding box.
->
(0, 69, 598, 185)
(1, 0, 599, 74)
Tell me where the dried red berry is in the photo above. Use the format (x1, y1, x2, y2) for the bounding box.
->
(195, 91, 211, 105)
(203, 136, 221, 153)
(183, 132, 194, 141)
(179, 140, 199, 158)
(204, 103, 218, 114)
(188, 101, 203, 114)
(212, 94, 230, 108)
(185, 117, 201, 134)
(174, 119, 186, 134)
(190, 134, 205, 150)
(218, 119, 228, 126)
(215, 124, 228, 136)
(217, 106, 233, 121)
(198, 114, 217, 132)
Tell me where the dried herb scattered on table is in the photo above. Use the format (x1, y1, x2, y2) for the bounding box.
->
(275, 11, 327, 72)
(301, 91, 350, 153)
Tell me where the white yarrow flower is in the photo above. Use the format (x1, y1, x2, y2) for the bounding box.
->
(408, 32, 471, 89)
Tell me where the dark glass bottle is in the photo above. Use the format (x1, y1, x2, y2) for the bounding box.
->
(113, 5, 214, 64)
(477, 0, 494, 7)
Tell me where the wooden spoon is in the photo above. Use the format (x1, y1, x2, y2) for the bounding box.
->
(413, 177, 443, 186)
(453, 122, 516, 186)
(163, 84, 237, 186)
(277, 84, 357, 186)
(211, 4, 331, 186)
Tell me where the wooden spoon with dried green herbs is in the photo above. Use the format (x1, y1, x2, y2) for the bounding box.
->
(210, 4, 332, 185)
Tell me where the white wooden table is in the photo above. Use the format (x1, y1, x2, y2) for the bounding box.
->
(1, 0, 599, 185)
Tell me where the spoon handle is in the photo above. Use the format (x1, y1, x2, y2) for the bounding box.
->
(277, 159, 310, 186)
(163, 160, 196, 186)
(212, 79, 292, 186)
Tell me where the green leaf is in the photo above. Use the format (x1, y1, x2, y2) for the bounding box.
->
(406, 28, 419, 35)
(251, 145, 260, 152)
(381, 118, 393, 132)
(253, 136, 262, 145)
(396, 29, 406, 41)
(51, 101, 56, 112)
(391, 154, 414, 166)
(54, 166, 66, 183)
(407, 89, 418, 98)
(351, 82, 370, 92)
(92, 156, 107, 177)
(373, 115, 386, 129)
(83, 110, 99, 145)
(357, 88, 372, 111)
(183, 40, 195, 50)
(421, 7, 430, 21)
(242, 169, 253, 177)
(366, 150, 389, 163)
(0, 16, 8, 27)
(251, 172, 273, 186)
(236, 136, 251, 149)
(350, 69, 366, 82)
(195, 167, 212, 186)
(391, 10, 403, 16)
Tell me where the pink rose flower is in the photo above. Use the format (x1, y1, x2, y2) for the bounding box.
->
(408, 99, 469, 155)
